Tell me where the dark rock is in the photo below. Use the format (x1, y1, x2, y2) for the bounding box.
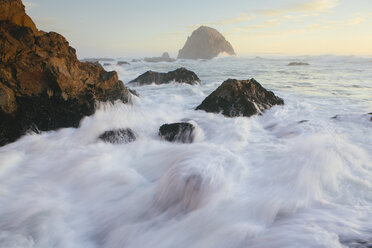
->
(128, 88, 140, 97)
(159, 122, 195, 143)
(98, 128, 136, 144)
(288, 62, 310, 66)
(144, 52, 176, 63)
(195, 79, 284, 117)
(129, 68, 201, 86)
(177, 26, 236, 60)
(117, 61, 130, 65)
(298, 120, 309, 124)
(0, 0, 131, 146)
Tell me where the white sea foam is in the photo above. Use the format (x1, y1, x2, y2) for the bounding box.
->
(0, 56, 371, 248)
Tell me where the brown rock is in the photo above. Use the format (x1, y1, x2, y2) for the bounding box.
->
(0, 0, 39, 34)
(0, 0, 131, 146)
(196, 79, 284, 117)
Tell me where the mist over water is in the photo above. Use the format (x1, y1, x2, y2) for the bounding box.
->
(0, 56, 371, 248)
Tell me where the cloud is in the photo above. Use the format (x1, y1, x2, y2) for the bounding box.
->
(260, 0, 339, 16)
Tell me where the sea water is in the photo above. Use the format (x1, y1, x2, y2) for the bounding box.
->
(0, 55, 371, 248)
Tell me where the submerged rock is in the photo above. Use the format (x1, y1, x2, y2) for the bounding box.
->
(177, 26, 236, 60)
(117, 61, 130, 65)
(288, 62, 310, 66)
(129, 68, 201, 86)
(298, 120, 309, 124)
(195, 79, 284, 117)
(144, 52, 175, 63)
(0, 0, 131, 146)
(159, 122, 195, 143)
(98, 128, 136, 144)
(128, 88, 140, 97)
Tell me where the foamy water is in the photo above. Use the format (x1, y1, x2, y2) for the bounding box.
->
(0, 56, 371, 248)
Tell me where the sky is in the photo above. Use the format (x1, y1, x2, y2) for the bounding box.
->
(24, 0, 372, 58)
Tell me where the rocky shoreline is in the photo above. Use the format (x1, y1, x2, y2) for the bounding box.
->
(0, 0, 285, 147)
(0, 0, 132, 146)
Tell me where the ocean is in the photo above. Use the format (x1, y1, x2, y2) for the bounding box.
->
(0, 55, 371, 248)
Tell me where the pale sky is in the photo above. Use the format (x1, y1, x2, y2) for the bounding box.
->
(24, 0, 372, 58)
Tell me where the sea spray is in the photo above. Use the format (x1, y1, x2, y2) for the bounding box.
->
(0, 56, 371, 248)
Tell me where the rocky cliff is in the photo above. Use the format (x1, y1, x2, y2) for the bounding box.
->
(177, 26, 236, 60)
(0, 0, 131, 146)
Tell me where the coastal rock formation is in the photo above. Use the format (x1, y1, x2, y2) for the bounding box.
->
(0, 0, 131, 146)
(196, 79, 284, 117)
(0, 0, 39, 34)
(98, 128, 136, 144)
(144, 52, 176, 63)
(177, 26, 236, 60)
(288, 62, 310, 66)
(159, 122, 195, 143)
(129, 68, 200, 86)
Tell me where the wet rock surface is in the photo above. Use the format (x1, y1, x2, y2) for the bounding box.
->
(129, 68, 200, 86)
(0, 0, 131, 146)
(98, 128, 136, 144)
(196, 78, 284, 117)
(159, 122, 195, 143)
(177, 26, 236, 60)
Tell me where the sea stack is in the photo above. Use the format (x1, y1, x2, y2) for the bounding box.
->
(177, 26, 236, 60)
(0, 0, 131, 146)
